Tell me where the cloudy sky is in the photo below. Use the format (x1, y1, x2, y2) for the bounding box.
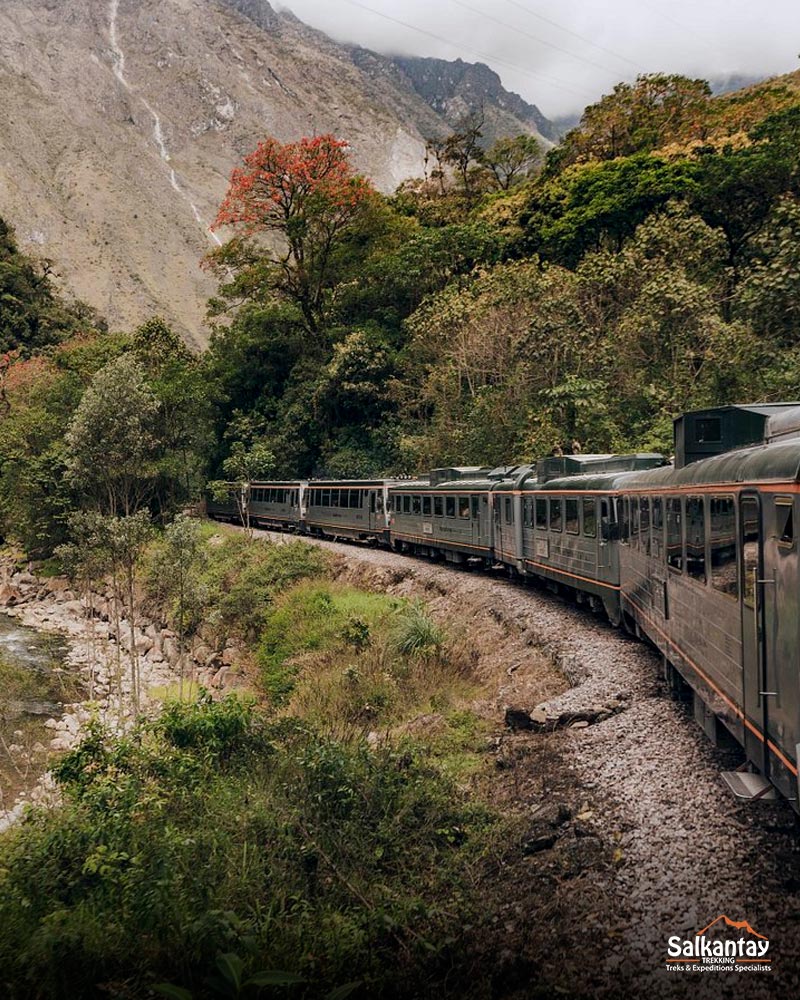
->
(276, 0, 800, 118)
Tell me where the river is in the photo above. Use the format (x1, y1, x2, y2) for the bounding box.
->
(0, 611, 75, 811)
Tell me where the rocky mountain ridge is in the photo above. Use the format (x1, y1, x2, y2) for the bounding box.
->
(0, 0, 551, 344)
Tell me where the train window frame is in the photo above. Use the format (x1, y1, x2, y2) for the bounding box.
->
(775, 498, 794, 550)
(549, 496, 563, 532)
(504, 497, 513, 524)
(523, 498, 532, 528)
(741, 498, 759, 608)
(640, 497, 651, 556)
(535, 497, 547, 529)
(710, 495, 738, 599)
(322, 489, 331, 507)
(351, 489, 361, 509)
(446, 496, 456, 518)
(434, 496, 443, 517)
(583, 497, 597, 538)
(685, 495, 707, 584)
(620, 497, 630, 544)
(460, 497, 471, 519)
(666, 497, 683, 573)
(471, 496, 480, 519)
(631, 497, 640, 549)
(403, 495, 411, 514)
(412, 495, 422, 515)
(422, 496, 432, 516)
(565, 497, 579, 535)
(651, 497, 663, 559)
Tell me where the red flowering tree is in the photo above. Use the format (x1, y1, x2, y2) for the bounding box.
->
(209, 134, 376, 331)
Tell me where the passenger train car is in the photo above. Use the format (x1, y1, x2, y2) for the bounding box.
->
(208, 403, 800, 812)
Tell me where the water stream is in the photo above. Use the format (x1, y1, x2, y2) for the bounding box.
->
(0, 613, 75, 809)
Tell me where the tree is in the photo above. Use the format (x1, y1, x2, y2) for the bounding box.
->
(208, 134, 376, 332)
(210, 440, 275, 537)
(148, 514, 204, 697)
(484, 134, 543, 190)
(547, 74, 712, 172)
(64, 354, 159, 516)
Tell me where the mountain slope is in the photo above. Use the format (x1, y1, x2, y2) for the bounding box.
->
(0, 0, 553, 345)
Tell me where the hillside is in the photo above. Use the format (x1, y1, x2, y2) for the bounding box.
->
(0, 0, 552, 345)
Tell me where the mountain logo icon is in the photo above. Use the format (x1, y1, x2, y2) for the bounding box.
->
(696, 915, 768, 940)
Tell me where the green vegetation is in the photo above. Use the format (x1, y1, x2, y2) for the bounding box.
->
(0, 535, 502, 1000)
(0, 698, 495, 1000)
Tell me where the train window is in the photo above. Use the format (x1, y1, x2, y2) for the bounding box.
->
(412, 495, 422, 515)
(710, 496, 738, 598)
(461, 497, 471, 519)
(351, 490, 361, 508)
(549, 497, 562, 532)
(565, 498, 579, 534)
(640, 498, 651, 556)
(434, 496, 443, 517)
(686, 496, 706, 583)
(695, 417, 722, 444)
(583, 498, 596, 538)
(741, 498, 759, 607)
(403, 495, 411, 514)
(471, 496, 480, 519)
(332, 489, 341, 507)
(322, 489, 330, 506)
(535, 498, 547, 529)
(620, 497, 630, 544)
(504, 497, 512, 523)
(651, 498, 663, 558)
(523, 498, 532, 528)
(667, 498, 683, 572)
(446, 496, 456, 518)
(422, 496, 431, 516)
(776, 499, 794, 548)
(631, 498, 640, 549)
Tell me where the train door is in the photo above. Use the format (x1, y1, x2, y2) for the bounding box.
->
(761, 493, 798, 791)
(491, 492, 502, 561)
(740, 494, 770, 774)
(368, 490, 380, 534)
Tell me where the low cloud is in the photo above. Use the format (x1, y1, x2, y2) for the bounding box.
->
(277, 0, 800, 118)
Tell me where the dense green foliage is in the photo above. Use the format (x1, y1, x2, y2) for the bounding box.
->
(0, 534, 497, 999)
(201, 73, 800, 475)
(0, 698, 493, 1000)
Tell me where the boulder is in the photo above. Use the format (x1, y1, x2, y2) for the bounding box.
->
(504, 706, 533, 731)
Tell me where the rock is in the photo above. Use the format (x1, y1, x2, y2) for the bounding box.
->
(570, 720, 590, 730)
(44, 577, 71, 594)
(44, 717, 59, 730)
(531, 802, 572, 828)
(504, 706, 533, 731)
(522, 832, 558, 855)
(135, 634, 154, 655)
(210, 665, 230, 688)
(0, 583, 22, 606)
(221, 646, 238, 666)
(529, 705, 548, 726)
(162, 637, 179, 662)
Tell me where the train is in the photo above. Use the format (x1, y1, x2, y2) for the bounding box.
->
(207, 402, 800, 814)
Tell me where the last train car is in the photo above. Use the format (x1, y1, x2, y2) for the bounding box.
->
(616, 404, 800, 810)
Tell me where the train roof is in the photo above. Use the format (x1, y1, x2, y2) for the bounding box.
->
(307, 478, 422, 487)
(621, 438, 800, 489)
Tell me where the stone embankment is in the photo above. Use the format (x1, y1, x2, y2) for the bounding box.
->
(0, 559, 241, 828)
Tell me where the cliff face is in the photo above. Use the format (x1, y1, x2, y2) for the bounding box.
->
(389, 55, 558, 144)
(0, 0, 553, 344)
